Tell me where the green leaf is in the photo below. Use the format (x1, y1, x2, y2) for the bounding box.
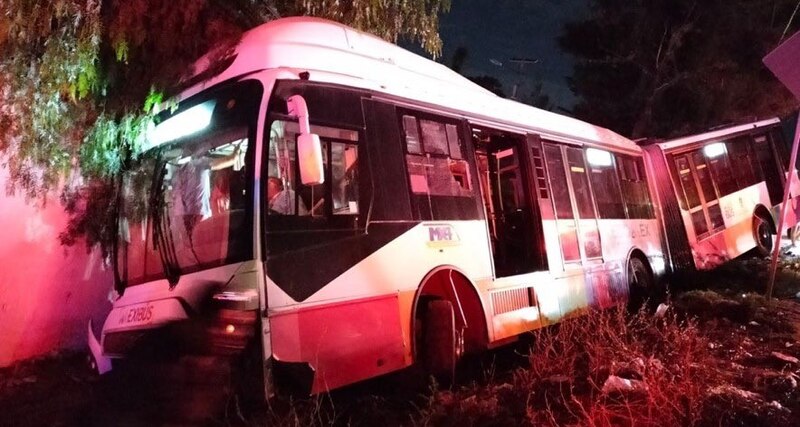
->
(114, 39, 129, 63)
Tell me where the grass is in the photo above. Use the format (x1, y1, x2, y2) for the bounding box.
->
(414, 307, 719, 427)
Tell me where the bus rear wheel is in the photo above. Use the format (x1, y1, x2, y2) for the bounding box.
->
(421, 299, 460, 383)
(753, 214, 774, 257)
(627, 256, 654, 311)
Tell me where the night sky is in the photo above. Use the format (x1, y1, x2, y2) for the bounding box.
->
(435, 0, 588, 110)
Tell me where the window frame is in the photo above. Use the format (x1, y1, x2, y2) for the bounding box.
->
(703, 142, 738, 197)
(117, 79, 262, 288)
(398, 109, 476, 199)
(263, 114, 366, 235)
(615, 154, 655, 220)
(585, 147, 626, 219)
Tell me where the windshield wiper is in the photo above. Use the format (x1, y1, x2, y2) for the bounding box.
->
(150, 156, 182, 287)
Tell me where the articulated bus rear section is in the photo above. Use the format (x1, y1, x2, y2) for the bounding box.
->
(88, 17, 667, 400)
(641, 118, 800, 272)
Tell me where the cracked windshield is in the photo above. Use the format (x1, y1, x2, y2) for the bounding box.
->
(116, 81, 261, 286)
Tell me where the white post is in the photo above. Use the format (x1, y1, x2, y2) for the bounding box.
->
(766, 112, 800, 300)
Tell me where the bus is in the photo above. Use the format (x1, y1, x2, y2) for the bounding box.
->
(88, 17, 666, 397)
(641, 119, 800, 271)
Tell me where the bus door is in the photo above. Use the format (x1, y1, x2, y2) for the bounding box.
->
(672, 151, 724, 239)
(541, 143, 603, 266)
(480, 132, 546, 277)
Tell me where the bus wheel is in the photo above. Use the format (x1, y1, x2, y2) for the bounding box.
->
(421, 299, 459, 383)
(753, 214, 773, 257)
(627, 256, 654, 311)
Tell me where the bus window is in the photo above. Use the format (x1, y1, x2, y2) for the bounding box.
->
(690, 151, 724, 230)
(692, 209, 709, 237)
(692, 150, 725, 230)
(566, 147, 602, 258)
(704, 143, 738, 197)
(446, 124, 463, 160)
(617, 155, 655, 219)
(267, 120, 359, 216)
(675, 156, 700, 209)
(404, 117, 471, 197)
(770, 129, 791, 172)
(673, 151, 723, 238)
(565, 147, 596, 220)
(401, 112, 479, 221)
(331, 143, 359, 215)
(419, 119, 450, 155)
(267, 120, 308, 215)
(691, 151, 717, 203)
(727, 137, 759, 188)
(755, 134, 784, 205)
(586, 148, 625, 219)
(543, 143, 580, 262)
(708, 203, 725, 230)
(543, 144, 574, 220)
(402, 115, 422, 154)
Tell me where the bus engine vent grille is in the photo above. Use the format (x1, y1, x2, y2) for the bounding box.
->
(491, 288, 531, 315)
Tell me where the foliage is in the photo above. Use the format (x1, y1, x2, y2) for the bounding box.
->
(527, 81, 553, 111)
(0, 0, 450, 253)
(447, 45, 553, 108)
(560, 0, 800, 138)
(283, 0, 451, 55)
(58, 178, 118, 253)
(468, 75, 506, 97)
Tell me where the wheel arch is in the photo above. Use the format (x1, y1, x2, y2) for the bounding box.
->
(625, 247, 654, 283)
(753, 203, 776, 233)
(624, 246, 659, 309)
(411, 265, 490, 359)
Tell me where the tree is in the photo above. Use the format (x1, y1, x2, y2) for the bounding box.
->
(450, 46, 468, 73)
(446, 46, 507, 97)
(560, 0, 800, 139)
(469, 75, 507, 97)
(526, 82, 553, 111)
(0, 0, 450, 254)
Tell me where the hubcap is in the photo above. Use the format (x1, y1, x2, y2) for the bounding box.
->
(758, 221, 771, 249)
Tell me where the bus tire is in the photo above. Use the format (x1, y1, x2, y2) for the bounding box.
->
(753, 214, 773, 257)
(627, 256, 654, 311)
(421, 299, 458, 383)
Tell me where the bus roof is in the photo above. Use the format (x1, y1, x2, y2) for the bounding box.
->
(184, 17, 638, 150)
(657, 118, 781, 151)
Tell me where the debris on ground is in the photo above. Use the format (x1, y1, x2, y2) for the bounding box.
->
(771, 351, 799, 365)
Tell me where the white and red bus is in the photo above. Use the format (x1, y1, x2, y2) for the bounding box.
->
(642, 119, 800, 271)
(88, 17, 666, 396)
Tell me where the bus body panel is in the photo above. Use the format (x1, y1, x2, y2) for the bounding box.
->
(645, 120, 800, 271)
(680, 183, 768, 268)
(99, 262, 254, 356)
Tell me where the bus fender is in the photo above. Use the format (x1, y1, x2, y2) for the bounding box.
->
(625, 248, 652, 276)
(411, 266, 489, 356)
(753, 204, 776, 233)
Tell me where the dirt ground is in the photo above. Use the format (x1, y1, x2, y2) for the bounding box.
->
(2, 251, 800, 427)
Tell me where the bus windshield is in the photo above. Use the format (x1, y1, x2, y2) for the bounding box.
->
(116, 81, 262, 288)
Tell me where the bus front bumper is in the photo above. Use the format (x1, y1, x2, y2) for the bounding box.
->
(87, 320, 113, 374)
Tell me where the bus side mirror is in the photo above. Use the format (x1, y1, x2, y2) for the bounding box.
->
(297, 133, 324, 185)
(287, 94, 324, 185)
